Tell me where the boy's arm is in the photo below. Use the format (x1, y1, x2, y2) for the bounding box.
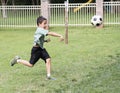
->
(47, 32, 64, 41)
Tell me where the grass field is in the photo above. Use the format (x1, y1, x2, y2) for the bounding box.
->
(0, 26, 120, 93)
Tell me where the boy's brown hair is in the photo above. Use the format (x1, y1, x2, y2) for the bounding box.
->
(37, 16, 47, 26)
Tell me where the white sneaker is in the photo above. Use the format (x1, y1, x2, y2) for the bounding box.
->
(46, 76, 56, 80)
(11, 56, 21, 66)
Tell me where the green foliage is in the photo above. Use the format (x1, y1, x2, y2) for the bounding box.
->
(0, 26, 120, 93)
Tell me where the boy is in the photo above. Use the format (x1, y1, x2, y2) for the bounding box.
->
(11, 16, 64, 80)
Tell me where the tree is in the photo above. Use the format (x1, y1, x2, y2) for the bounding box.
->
(1, 0, 8, 18)
(32, 0, 40, 5)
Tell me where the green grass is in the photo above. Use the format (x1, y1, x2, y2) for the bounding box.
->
(0, 26, 120, 93)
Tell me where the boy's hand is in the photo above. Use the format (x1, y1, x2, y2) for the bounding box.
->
(47, 38, 51, 42)
(60, 36, 64, 42)
(44, 38, 51, 43)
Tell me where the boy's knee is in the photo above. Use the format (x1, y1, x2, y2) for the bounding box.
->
(29, 64, 34, 67)
(46, 58, 51, 63)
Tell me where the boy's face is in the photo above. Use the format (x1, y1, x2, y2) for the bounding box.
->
(39, 20, 47, 29)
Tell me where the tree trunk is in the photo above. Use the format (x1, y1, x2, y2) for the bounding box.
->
(31, 0, 35, 5)
(1, 0, 7, 18)
(12, 0, 15, 5)
(36, 0, 39, 5)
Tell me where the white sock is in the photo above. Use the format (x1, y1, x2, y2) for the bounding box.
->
(47, 74, 50, 77)
(17, 59, 20, 63)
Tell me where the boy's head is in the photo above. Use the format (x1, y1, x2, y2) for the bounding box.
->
(37, 16, 47, 29)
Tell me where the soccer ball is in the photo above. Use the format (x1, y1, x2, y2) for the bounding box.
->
(91, 15, 103, 26)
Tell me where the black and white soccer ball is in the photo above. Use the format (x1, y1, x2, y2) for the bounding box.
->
(91, 15, 103, 26)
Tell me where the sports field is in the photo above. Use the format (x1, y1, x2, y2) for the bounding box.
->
(0, 26, 120, 93)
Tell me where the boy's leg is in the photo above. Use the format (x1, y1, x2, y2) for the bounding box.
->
(45, 58, 56, 80)
(46, 58, 51, 77)
(11, 56, 33, 67)
(14, 47, 40, 67)
(17, 59, 33, 67)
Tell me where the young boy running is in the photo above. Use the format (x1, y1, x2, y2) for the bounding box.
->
(11, 16, 64, 80)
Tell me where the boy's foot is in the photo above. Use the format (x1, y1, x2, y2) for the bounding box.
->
(46, 76, 56, 80)
(11, 56, 21, 66)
